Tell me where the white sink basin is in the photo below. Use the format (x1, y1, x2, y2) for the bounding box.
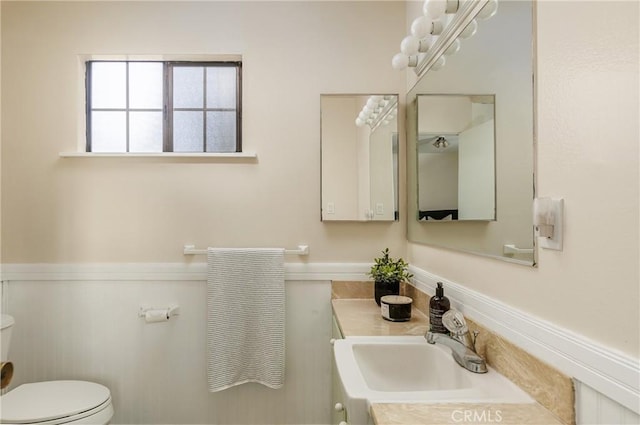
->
(351, 339, 472, 392)
(333, 336, 533, 424)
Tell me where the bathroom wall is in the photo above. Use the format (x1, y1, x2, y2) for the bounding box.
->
(0, 1, 407, 264)
(408, 0, 639, 363)
(1, 2, 406, 424)
(4, 275, 333, 424)
(0, 0, 3, 266)
(406, 0, 639, 418)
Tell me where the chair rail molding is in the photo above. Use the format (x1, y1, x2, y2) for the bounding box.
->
(0, 262, 371, 283)
(408, 265, 640, 415)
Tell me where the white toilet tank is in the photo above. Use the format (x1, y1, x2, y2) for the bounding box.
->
(1, 314, 15, 362)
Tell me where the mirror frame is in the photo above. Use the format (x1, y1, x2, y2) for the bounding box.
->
(406, 0, 537, 266)
(320, 94, 400, 222)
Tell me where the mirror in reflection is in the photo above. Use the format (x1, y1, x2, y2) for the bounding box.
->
(417, 94, 495, 222)
(321, 94, 399, 221)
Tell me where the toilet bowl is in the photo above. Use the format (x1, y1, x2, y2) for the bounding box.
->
(0, 315, 114, 424)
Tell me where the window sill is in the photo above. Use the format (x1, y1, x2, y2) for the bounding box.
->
(59, 152, 257, 161)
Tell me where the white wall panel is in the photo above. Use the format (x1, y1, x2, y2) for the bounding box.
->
(4, 279, 332, 425)
(576, 380, 640, 425)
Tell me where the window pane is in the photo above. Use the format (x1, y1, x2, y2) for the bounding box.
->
(174, 111, 203, 152)
(130, 111, 163, 152)
(91, 62, 126, 109)
(206, 111, 237, 152)
(206, 67, 237, 109)
(173, 67, 204, 108)
(91, 111, 126, 152)
(129, 62, 163, 109)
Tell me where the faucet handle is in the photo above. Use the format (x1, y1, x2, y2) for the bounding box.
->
(443, 309, 468, 335)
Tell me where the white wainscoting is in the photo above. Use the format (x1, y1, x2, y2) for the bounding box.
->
(0, 262, 373, 425)
(408, 265, 640, 422)
(2, 263, 639, 424)
(575, 380, 640, 424)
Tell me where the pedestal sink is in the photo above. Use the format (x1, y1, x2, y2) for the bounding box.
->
(333, 336, 533, 424)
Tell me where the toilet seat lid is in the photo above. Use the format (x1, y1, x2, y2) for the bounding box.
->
(0, 380, 111, 424)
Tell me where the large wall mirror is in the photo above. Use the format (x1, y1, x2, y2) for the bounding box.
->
(321, 94, 399, 221)
(407, 0, 535, 264)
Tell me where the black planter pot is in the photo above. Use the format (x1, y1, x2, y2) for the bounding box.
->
(374, 280, 400, 306)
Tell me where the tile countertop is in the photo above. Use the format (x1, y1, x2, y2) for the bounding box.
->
(331, 298, 565, 425)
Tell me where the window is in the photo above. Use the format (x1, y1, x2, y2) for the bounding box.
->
(86, 61, 242, 153)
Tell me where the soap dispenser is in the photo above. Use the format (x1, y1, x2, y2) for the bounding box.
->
(429, 282, 451, 333)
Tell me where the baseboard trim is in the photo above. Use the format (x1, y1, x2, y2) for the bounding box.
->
(408, 265, 640, 415)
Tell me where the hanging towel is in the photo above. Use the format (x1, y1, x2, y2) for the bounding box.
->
(206, 248, 285, 392)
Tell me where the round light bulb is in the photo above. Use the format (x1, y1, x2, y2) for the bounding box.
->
(432, 55, 446, 71)
(355, 118, 365, 127)
(477, 0, 498, 20)
(366, 98, 378, 109)
(400, 35, 420, 55)
(444, 39, 461, 56)
(411, 16, 433, 39)
(459, 19, 478, 39)
(423, 0, 446, 20)
(391, 53, 409, 70)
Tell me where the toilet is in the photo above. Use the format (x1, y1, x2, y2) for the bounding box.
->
(0, 314, 114, 425)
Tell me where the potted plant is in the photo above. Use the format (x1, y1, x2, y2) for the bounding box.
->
(368, 248, 413, 306)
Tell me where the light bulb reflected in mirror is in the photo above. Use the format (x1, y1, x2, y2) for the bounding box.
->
(400, 35, 420, 55)
(432, 55, 446, 71)
(391, 53, 418, 70)
(459, 19, 478, 40)
(444, 39, 460, 56)
(423, 0, 447, 20)
(477, 0, 498, 20)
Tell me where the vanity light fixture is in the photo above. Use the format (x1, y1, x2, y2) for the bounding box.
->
(431, 56, 446, 71)
(391, 53, 418, 70)
(477, 0, 499, 20)
(424, 0, 459, 20)
(391, 0, 497, 75)
(355, 96, 398, 131)
(443, 39, 461, 56)
(401, 35, 432, 55)
(459, 19, 478, 40)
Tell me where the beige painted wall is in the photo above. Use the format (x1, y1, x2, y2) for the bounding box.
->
(0, 0, 2, 266)
(409, 1, 639, 357)
(1, 1, 407, 263)
(418, 152, 458, 211)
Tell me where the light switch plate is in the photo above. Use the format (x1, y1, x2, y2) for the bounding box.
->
(535, 198, 564, 251)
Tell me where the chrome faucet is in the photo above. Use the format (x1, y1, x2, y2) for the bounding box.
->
(425, 309, 487, 374)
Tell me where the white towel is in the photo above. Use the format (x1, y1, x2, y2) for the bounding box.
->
(206, 248, 285, 392)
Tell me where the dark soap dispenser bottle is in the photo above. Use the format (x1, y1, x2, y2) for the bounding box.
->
(429, 282, 451, 334)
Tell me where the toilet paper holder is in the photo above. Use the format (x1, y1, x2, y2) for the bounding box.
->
(138, 304, 180, 321)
